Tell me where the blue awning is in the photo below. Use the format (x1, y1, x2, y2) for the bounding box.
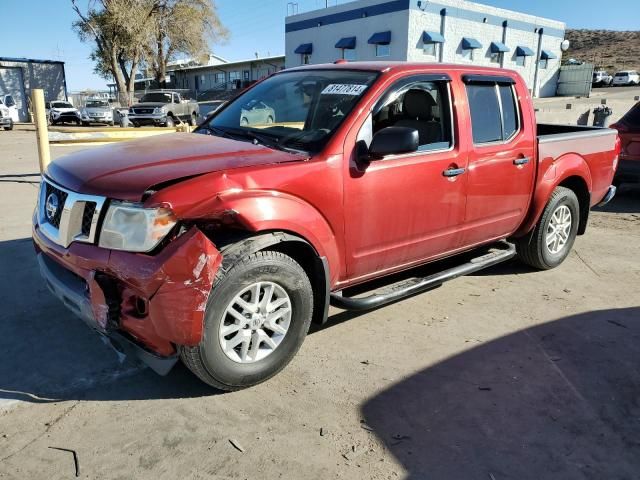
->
(335, 37, 356, 49)
(540, 50, 557, 60)
(462, 37, 482, 50)
(516, 46, 535, 57)
(294, 43, 313, 54)
(423, 31, 445, 44)
(368, 31, 391, 45)
(490, 41, 510, 53)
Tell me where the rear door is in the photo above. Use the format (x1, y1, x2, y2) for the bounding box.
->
(460, 75, 535, 246)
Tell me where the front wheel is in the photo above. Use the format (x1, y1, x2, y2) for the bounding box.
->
(3, 119, 13, 131)
(189, 113, 197, 126)
(180, 251, 314, 391)
(516, 186, 580, 270)
(165, 116, 175, 128)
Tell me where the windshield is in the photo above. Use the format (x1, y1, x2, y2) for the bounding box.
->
(52, 102, 73, 109)
(199, 69, 378, 152)
(86, 100, 109, 108)
(140, 93, 173, 103)
(615, 73, 628, 78)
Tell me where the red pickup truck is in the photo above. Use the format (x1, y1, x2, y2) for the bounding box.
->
(33, 63, 619, 390)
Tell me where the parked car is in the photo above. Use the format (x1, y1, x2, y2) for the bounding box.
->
(197, 90, 227, 122)
(611, 102, 640, 184)
(612, 70, 640, 86)
(33, 63, 619, 390)
(46, 101, 81, 126)
(128, 91, 199, 127)
(80, 99, 114, 126)
(1, 94, 20, 122)
(592, 70, 612, 87)
(240, 99, 275, 126)
(0, 96, 16, 130)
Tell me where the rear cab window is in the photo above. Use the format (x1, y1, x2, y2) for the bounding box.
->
(464, 75, 520, 144)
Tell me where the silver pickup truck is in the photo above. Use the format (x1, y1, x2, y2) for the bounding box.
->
(128, 91, 199, 127)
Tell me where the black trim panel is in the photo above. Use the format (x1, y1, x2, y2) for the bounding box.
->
(462, 74, 515, 85)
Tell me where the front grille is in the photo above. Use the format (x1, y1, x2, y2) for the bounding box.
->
(44, 182, 68, 228)
(38, 179, 107, 248)
(133, 108, 154, 114)
(81, 202, 96, 236)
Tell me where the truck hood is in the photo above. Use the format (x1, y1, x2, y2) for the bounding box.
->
(46, 133, 308, 201)
(133, 103, 170, 109)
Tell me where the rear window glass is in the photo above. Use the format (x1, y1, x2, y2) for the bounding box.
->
(499, 85, 518, 139)
(467, 84, 502, 143)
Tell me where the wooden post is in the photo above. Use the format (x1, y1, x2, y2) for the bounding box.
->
(32, 89, 50, 173)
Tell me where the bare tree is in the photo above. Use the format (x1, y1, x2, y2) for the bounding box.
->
(144, 0, 229, 88)
(71, 0, 157, 105)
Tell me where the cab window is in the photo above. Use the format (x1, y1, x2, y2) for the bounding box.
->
(363, 78, 453, 152)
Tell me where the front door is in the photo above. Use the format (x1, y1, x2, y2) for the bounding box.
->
(461, 76, 536, 246)
(343, 75, 467, 282)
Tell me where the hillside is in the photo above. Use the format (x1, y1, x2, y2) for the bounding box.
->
(565, 29, 640, 73)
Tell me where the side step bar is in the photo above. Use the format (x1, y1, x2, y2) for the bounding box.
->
(330, 242, 516, 311)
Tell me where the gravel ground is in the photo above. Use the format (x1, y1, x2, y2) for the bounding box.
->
(0, 128, 638, 480)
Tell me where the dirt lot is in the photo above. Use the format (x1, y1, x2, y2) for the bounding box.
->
(0, 128, 639, 480)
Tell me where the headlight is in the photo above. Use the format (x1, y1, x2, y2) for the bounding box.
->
(98, 202, 176, 252)
(153, 106, 166, 114)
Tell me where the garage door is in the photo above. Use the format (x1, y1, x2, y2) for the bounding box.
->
(0, 67, 28, 122)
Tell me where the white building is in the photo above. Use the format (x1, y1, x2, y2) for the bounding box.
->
(285, 0, 566, 97)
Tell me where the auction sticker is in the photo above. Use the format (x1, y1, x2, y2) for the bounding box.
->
(321, 84, 367, 95)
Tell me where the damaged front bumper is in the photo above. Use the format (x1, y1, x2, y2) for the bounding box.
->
(32, 225, 222, 375)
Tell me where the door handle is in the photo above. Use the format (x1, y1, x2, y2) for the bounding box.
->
(443, 167, 466, 177)
(513, 157, 530, 166)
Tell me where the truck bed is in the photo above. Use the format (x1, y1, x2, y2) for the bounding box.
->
(537, 123, 618, 205)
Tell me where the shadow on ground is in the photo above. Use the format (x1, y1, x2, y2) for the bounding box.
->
(0, 238, 214, 403)
(361, 307, 640, 480)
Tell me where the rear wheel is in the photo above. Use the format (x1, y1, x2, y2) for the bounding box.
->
(181, 251, 314, 391)
(516, 186, 580, 270)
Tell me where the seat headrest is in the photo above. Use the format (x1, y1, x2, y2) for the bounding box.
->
(403, 89, 436, 120)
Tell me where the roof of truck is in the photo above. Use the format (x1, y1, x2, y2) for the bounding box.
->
(284, 61, 519, 77)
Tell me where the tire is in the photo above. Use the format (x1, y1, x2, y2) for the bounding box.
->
(181, 250, 314, 391)
(82, 121, 90, 127)
(266, 116, 274, 124)
(3, 120, 13, 131)
(109, 121, 114, 127)
(165, 116, 175, 128)
(189, 113, 197, 126)
(516, 186, 580, 270)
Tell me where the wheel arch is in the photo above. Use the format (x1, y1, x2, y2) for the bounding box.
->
(515, 153, 592, 237)
(215, 231, 330, 326)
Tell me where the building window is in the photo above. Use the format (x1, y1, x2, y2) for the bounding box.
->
(215, 72, 225, 84)
(540, 59, 548, 69)
(376, 44, 390, 57)
(423, 43, 436, 57)
(243, 70, 250, 80)
(516, 55, 526, 67)
(301, 54, 311, 65)
(229, 71, 241, 81)
(461, 49, 474, 61)
(342, 49, 357, 61)
(490, 52, 502, 64)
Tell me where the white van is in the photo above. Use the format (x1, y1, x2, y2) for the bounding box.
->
(612, 71, 640, 86)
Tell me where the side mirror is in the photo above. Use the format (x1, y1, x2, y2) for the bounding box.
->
(368, 126, 419, 159)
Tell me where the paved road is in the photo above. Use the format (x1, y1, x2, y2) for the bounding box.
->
(0, 129, 639, 479)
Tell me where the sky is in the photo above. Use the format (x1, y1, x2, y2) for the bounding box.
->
(1, 0, 638, 91)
